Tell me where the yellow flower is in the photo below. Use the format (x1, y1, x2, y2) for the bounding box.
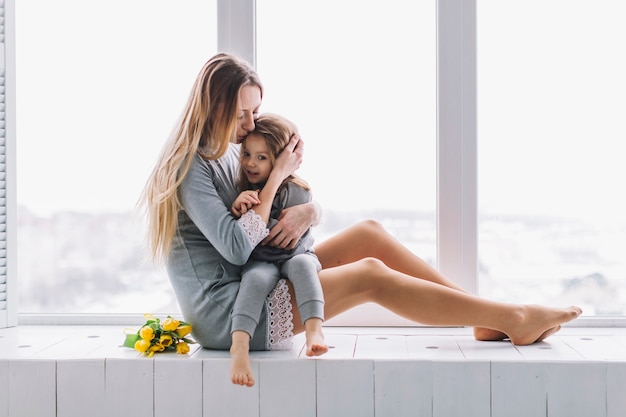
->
(134, 339, 151, 353)
(175, 325, 192, 338)
(176, 342, 190, 354)
(149, 343, 165, 353)
(162, 317, 180, 331)
(139, 326, 154, 341)
(159, 334, 173, 347)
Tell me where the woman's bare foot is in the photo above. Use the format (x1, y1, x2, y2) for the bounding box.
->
(474, 325, 562, 343)
(304, 318, 328, 357)
(505, 305, 581, 346)
(473, 327, 508, 341)
(230, 332, 255, 387)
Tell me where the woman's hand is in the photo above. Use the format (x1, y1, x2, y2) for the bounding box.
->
(272, 134, 303, 180)
(262, 202, 321, 249)
(231, 190, 261, 218)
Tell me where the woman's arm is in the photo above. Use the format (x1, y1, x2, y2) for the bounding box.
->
(261, 201, 321, 250)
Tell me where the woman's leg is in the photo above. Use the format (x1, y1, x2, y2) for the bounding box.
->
(289, 258, 581, 345)
(314, 220, 505, 340)
(311, 220, 573, 342)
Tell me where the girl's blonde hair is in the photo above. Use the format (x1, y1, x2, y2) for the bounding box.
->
(237, 113, 310, 193)
(140, 53, 263, 264)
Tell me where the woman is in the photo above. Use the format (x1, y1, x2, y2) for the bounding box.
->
(140, 52, 581, 373)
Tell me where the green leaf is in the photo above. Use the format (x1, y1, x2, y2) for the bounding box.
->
(123, 333, 140, 349)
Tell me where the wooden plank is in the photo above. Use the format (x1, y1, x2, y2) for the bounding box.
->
(455, 336, 522, 360)
(8, 359, 56, 417)
(105, 358, 154, 417)
(203, 358, 259, 417)
(514, 337, 583, 361)
(354, 335, 408, 359)
(491, 361, 547, 417)
(406, 335, 465, 360)
(0, 360, 7, 417)
(559, 335, 626, 360)
(432, 361, 490, 417)
(259, 359, 316, 417)
(316, 359, 374, 417)
(374, 360, 432, 417)
(607, 361, 626, 417)
(546, 362, 606, 417)
(154, 357, 203, 417)
(57, 359, 105, 417)
(322, 334, 357, 359)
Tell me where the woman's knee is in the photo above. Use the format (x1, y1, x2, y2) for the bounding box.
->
(354, 257, 389, 288)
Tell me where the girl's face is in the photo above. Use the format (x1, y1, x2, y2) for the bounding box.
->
(241, 134, 272, 186)
(235, 85, 262, 143)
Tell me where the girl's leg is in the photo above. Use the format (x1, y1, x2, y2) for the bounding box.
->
(313, 220, 510, 341)
(288, 257, 581, 345)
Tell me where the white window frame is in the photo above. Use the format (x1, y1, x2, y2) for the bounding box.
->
(5, 0, 615, 327)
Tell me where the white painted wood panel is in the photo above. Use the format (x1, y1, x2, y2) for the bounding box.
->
(607, 361, 626, 417)
(546, 362, 606, 417)
(491, 361, 547, 417)
(8, 359, 56, 417)
(154, 357, 203, 417)
(455, 336, 522, 360)
(316, 359, 374, 417)
(432, 361, 490, 417)
(259, 359, 316, 417)
(57, 359, 105, 417)
(374, 360, 433, 417)
(406, 335, 465, 359)
(354, 334, 408, 359)
(105, 358, 154, 417)
(0, 360, 8, 417)
(203, 358, 259, 416)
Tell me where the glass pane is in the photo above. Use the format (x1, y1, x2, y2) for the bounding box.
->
(16, 1, 217, 313)
(478, 0, 626, 315)
(257, 0, 437, 265)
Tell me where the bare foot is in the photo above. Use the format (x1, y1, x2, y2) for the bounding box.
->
(306, 330, 328, 357)
(230, 344, 255, 387)
(506, 305, 581, 346)
(473, 327, 508, 341)
(475, 325, 562, 343)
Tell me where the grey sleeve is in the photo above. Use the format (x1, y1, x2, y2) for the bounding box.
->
(178, 155, 256, 265)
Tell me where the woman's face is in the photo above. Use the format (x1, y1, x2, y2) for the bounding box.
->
(241, 134, 272, 185)
(235, 85, 262, 143)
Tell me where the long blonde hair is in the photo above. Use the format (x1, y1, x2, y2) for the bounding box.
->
(237, 113, 310, 193)
(140, 53, 263, 264)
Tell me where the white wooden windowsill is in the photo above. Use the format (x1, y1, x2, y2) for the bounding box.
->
(2, 325, 626, 417)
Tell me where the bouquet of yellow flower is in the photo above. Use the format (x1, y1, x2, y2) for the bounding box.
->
(124, 314, 196, 357)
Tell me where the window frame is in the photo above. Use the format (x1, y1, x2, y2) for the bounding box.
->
(5, 0, 618, 327)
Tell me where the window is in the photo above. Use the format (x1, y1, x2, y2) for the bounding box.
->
(477, 0, 626, 315)
(257, 0, 437, 324)
(16, 0, 217, 314)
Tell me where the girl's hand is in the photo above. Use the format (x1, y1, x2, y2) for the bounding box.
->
(273, 134, 303, 180)
(231, 190, 261, 218)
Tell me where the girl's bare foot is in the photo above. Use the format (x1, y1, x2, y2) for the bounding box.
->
(230, 332, 255, 387)
(505, 305, 581, 346)
(304, 318, 328, 357)
(306, 331, 328, 357)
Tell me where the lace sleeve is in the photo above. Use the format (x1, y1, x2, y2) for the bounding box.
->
(238, 209, 270, 247)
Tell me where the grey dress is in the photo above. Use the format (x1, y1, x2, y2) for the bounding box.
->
(166, 143, 293, 351)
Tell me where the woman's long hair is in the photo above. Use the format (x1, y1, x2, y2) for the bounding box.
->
(237, 113, 310, 193)
(140, 53, 263, 264)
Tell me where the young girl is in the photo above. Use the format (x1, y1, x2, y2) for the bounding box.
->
(229, 113, 327, 387)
